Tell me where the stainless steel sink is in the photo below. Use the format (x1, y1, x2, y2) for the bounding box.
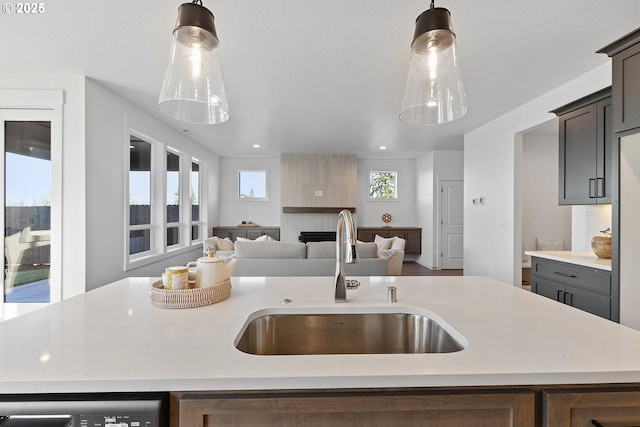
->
(235, 311, 466, 355)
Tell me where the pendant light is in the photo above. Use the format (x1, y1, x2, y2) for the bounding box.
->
(158, 1, 229, 124)
(399, 1, 468, 126)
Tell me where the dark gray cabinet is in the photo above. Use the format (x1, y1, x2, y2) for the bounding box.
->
(598, 28, 640, 133)
(597, 27, 640, 334)
(357, 227, 422, 254)
(212, 226, 280, 241)
(551, 87, 612, 205)
(531, 257, 615, 321)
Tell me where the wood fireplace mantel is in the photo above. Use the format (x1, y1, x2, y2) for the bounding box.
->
(282, 207, 356, 214)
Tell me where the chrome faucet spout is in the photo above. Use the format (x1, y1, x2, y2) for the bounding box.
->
(335, 209, 359, 302)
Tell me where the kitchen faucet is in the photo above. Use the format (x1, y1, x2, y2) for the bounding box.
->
(335, 209, 359, 302)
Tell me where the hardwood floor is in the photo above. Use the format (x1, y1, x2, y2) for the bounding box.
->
(401, 262, 463, 276)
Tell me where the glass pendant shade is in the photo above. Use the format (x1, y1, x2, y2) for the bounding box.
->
(158, 2, 229, 124)
(400, 6, 468, 126)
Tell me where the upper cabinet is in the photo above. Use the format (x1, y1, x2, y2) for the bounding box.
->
(598, 28, 640, 133)
(551, 87, 612, 205)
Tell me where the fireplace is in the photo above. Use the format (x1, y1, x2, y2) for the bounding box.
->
(298, 231, 337, 243)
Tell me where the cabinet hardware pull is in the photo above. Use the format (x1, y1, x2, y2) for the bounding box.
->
(557, 290, 564, 302)
(565, 292, 572, 305)
(554, 271, 577, 278)
(597, 177, 605, 198)
(589, 178, 597, 198)
(592, 420, 640, 427)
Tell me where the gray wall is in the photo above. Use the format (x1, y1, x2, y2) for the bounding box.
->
(85, 78, 221, 290)
(521, 122, 571, 255)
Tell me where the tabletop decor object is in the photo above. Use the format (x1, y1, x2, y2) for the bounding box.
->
(150, 279, 231, 309)
(591, 227, 612, 259)
(382, 213, 392, 227)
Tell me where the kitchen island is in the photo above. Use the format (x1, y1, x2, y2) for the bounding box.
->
(2, 275, 640, 426)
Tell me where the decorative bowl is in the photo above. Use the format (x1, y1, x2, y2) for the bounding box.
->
(591, 235, 612, 259)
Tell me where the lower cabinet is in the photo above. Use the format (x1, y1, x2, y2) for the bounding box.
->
(357, 227, 422, 254)
(171, 385, 640, 427)
(534, 276, 611, 320)
(212, 226, 280, 241)
(531, 257, 615, 321)
(170, 389, 535, 427)
(543, 388, 640, 427)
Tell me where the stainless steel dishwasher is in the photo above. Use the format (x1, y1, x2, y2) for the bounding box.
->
(0, 392, 168, 427)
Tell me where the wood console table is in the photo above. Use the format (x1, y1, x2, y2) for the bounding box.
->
(357, 227, 422, 254)
(212, 226, 280, 241)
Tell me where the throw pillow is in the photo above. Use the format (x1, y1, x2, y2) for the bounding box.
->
(203, 237, 218, 251)
(536, 238, 563, 251)
(216, 237, 234, 251)
(374, 234, 393, 251)
(390, 236, 406, 251)
(236, 235, 276, 242)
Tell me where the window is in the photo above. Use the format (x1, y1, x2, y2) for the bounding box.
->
(191, 160, 201, 242)
(166, 150, 181, 247)
(3, 120, 52, 304)
(238, 170, 268, 200)
(369, 171, 398, 199)
(1, 90, 63, 320)
(129, 135, 153, 257)
(126, 131, 206, 268)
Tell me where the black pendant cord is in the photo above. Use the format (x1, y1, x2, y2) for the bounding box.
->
(192, 0, 203, 5)
(430, 0, 435, 9)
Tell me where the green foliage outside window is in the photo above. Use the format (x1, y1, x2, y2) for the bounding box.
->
(369, 171, 397, 199)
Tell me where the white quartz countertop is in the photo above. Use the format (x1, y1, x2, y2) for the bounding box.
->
(525, 250, 612, 271)
(1, 275, 640, 394)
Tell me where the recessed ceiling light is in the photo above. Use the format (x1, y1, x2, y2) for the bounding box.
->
(252, 144, 261, 148)
(379, 146, 387, 150)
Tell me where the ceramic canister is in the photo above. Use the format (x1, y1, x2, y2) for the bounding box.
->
(165, 266, 188, 290)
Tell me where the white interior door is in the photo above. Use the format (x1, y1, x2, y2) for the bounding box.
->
(440, 179, 464, 269)
(0, 109, 62, 320)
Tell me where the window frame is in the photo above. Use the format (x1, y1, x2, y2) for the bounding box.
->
(125, 129, 206, 270)
(0, 104, 63, 320)
(126, 130, 157, 263)
(165, 147, 182, 250)
(190, 158, 204, 244)
(237, 169, 269, 201)
(368, 170, 399, 201)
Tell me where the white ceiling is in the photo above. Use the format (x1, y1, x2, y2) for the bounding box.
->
(2, 0, 639, 159)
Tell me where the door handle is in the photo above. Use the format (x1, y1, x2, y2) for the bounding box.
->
(565, 292, 573, 306)
(589, 178, 597, 198)
(557, 290, 564, 302)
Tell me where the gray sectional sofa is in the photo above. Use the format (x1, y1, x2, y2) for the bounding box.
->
(229, 241, 400, 277)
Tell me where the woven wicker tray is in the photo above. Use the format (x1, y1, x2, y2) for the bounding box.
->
(150, 279, 231, 309)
